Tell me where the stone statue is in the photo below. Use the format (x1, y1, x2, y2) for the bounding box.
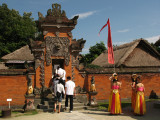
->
(90, 76, 96, 92)
(27, 75, 33, 95)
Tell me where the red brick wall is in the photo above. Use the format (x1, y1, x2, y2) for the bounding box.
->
(0, 72, 159, 107)
(87, 73, 160, 100)
(74, 68, 86, 88)
(0, 75, 28, 106)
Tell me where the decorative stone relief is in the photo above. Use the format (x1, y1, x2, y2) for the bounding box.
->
(68, 32, 73, 39)
(45, 36, 70, 66)
(55, 32, 59, 37)
(27, 75, 33, 95)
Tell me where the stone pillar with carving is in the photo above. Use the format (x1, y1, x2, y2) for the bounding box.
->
(24, 74, 35, 111)
(88, 76, 98, 106)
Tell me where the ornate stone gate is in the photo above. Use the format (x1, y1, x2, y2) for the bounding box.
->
(30, 3, 86, 98)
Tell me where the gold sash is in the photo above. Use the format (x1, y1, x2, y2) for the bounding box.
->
(113, 89, 118, 94)
(138, 91, 144, 96)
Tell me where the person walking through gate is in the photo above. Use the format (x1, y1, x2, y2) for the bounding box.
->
(65, 76, 75, 113)
(54, 78, 65, 113)
(55, 66, 66, 98)
(55, 66, 66, 81)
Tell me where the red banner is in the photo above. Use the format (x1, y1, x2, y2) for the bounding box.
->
(99, 18, 114, 64)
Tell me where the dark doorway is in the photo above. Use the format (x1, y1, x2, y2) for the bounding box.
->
(52, 59, 64, 75)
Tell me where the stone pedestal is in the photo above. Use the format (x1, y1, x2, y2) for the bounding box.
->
(24, 94, 35, 111)
(88, 91, 98, 106)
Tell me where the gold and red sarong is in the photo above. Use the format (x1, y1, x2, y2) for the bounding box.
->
(108, 89, 122, 114)
(134, 91, 146, 115)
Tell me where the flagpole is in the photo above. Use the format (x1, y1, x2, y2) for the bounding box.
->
(113, 63, 115, 73)
(113, 46, 116, 73)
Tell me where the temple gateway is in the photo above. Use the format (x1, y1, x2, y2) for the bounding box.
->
(0, 3, 160, 110)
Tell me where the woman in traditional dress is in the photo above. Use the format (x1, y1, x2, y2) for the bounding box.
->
(134, 77, 146, 115)
(108, 73, 122, 114)
(131, 74, 137, 110)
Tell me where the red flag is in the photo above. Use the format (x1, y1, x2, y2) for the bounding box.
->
(99, 18, 114, 64)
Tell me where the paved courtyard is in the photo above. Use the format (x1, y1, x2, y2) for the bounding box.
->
(3, 101, 160, 120)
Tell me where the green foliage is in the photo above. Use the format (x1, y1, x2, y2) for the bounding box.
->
(150, 43, 160, 53)
(0, 3, 37, 58)
(80, 41, 106, 66)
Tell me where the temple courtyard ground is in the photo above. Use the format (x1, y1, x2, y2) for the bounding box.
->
(3, 101, 160, 120)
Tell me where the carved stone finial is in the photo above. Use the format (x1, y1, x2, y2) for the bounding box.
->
(62, 10, 66, 17)
(71, 16, 79, 24)
(38, 12, 44, 20)
(51, 3, 62, 17)
(47, 9, 52, 16)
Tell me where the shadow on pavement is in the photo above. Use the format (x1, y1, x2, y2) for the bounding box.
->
(81, 101, 160, 120)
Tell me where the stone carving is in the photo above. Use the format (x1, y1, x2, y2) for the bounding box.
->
(38, 12, 44, 20)
(45, 36, 70, 66)
(67, 32, 73, 38)
(76, 95, 88, 105)
(27, 75, 33, 95)
(90, 97, 97, 106)
(90, 76, 96, 92)
(47, 9, 52, 16)
(71, 38, 86, 69)
(71, 38, 86, 52)
(75, 85, 86, 94)
(43, 3, 66, 18)
(33, 87, 41, 95)
(46, 50, 52, 66)
(55, 32, 59, 37)
(71, 16, 79, 24)
(24, 96, 35, 111)
(38, 3, 78, 27)
(43, 31, 48, 36)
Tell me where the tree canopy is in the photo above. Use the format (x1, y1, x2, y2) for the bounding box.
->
(0, 3, 37, 58)
(80, 41, 106, 66)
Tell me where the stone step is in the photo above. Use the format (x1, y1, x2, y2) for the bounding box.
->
(44, 99, 79, 106)
(34, 98, 42, 108)
(41, 105, 89, 112)
(48, 102, 84, 108)
(38, 96, 88, 112)
(38, 104, 48, 109)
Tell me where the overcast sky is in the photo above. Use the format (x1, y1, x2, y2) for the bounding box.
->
(1, 0, 160, 54)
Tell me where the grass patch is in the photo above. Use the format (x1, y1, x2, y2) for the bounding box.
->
(146, 98, 160, 102)
(23, 110, 38, 116)
(0, 110, 2, 117)
(98, 100, 132, 110)
(12, 110, 38, 117)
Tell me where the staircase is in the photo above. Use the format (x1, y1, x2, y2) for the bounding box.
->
(37, 94, 89, 112)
